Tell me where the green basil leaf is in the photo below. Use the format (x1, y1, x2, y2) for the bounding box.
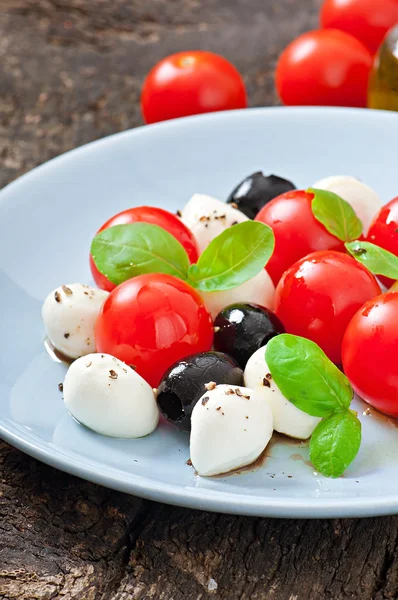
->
(308, 187, 363, 242)
(91, 223, 190, 285)
(309, 410, 361, 478)
(265, 334, 353, 417)
(188, 221, 274, 292)
(345, 240, 398, 279)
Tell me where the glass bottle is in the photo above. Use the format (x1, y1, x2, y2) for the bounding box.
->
(368, 25, 398, 111)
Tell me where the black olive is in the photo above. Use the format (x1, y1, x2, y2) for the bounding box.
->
(157, 351, 243, 431)
(226, 172, 296, 219)
(213, 303, 285, 369)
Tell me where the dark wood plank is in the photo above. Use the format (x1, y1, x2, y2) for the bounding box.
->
(0, 443, 145, 598)
(1, 1, 398, 599)
(0, 0, 320, 189)
(117, 505, 398, 600)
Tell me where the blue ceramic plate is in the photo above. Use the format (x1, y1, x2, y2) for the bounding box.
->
(1, 107, 398, 518)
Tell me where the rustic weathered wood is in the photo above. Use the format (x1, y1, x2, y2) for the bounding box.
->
(1, 1, 398, 598)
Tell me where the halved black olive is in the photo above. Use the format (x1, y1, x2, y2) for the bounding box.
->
(213, 303, 285, 369)
(227, 172, 296, 219)
(157, 351, 243, 431)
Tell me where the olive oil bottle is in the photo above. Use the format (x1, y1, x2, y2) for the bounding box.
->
(368, 25, 398, 111)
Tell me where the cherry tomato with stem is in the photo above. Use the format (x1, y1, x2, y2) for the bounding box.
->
(275, 29, 372, 107)
(255, 189, 346, 285)
(342, 292, 398, 417)
(274, 250, 381, 365)
(321, 0, 398, 56)
(90, 206, 199, 291)
(141, 51, 247, 124)
(366, 196, 398, 289)
(95, 273, 214, 387)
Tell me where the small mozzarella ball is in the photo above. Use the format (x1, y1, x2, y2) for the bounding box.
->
(201, 269, 275, 319)
(244, 346, 320, 440)
(312, 175, 382, 234)
(181, 193, 248, 254)
(190, 384, 273, 476)
(63, 353, 159, 438)
(42, 283, 108, 359)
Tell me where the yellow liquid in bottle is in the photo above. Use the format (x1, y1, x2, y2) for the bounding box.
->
(368, 25, 398, 111)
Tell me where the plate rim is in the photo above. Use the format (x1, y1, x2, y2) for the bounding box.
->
(1, 105, 398, 518)
(1, 105, 396, 204)
(2, 420, 398, 518)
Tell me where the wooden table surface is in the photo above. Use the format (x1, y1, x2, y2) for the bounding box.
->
(1, 1, 398, 599)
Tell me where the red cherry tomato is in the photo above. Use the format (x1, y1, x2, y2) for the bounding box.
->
(274, 251, 381, 365)
(141, 51, 247, 124)
(90, 206, 199, 291)
(366, 196, 398, 289)
(95, 273, 214, 387)
(255, 190, 345, 285)
(342, 292, 398, 417)
(275, 29, 372, 107)
(321, 0, 398, 56)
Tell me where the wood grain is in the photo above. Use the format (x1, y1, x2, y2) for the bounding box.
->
(1, 1, 398, 598)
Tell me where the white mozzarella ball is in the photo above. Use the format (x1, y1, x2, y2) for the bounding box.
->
(42, 283, 108, 359)
(190, 384, 273, 477)
(201, 268, 275, 319)
(181, 193, 248, 254)
(312, 175, 382, 234)
(63, 353, 159, 438)
(244, 346, 320, 440)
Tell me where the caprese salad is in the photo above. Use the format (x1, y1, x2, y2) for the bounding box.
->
(42, 171, 398, 479)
